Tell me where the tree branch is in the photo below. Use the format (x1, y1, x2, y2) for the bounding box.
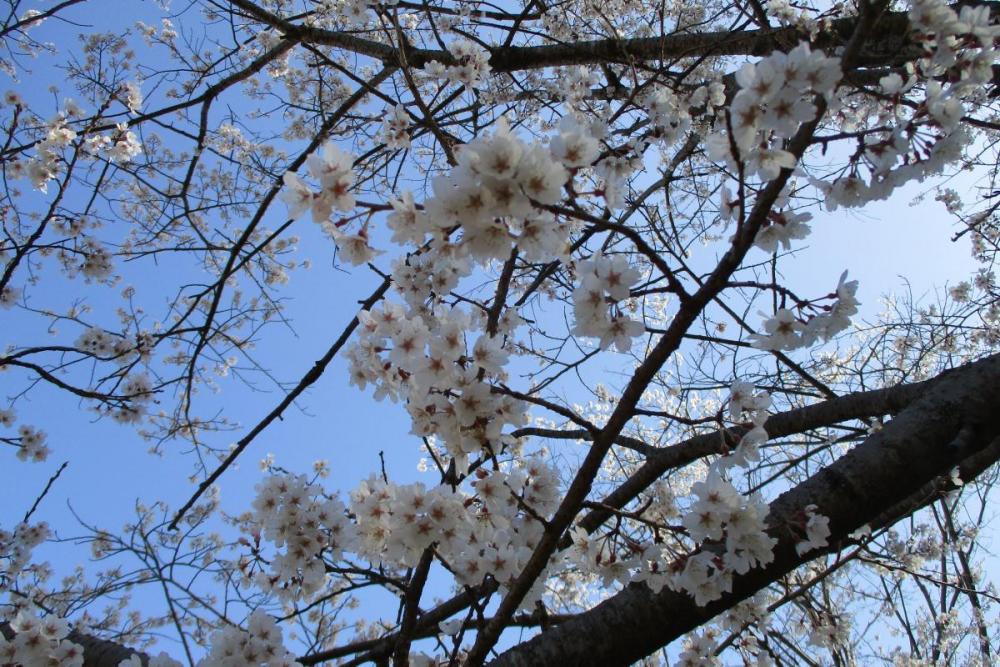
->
(489, 352, 1000, 666)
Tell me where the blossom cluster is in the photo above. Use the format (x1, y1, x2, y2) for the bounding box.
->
(909, 0, 999, 92)
(194, 610, 301, 667)
(246, 458, 560, 605)
(571, 253, 645, 352)
(345, 304, 527, 467)
(423, 39, 493, 91)
(349, 464, 558, 592)
(283, 116, 584, 274)
(644, 86, 692, 147)
(751, 210, 812, 254)
(0, 522, 50, 595)
(65, 238, 115, 282)
(249, 473, 355, 602)
(120, 82, 143, 114)
(676, 629, 720, 667)
(809, 0, 1000, 211)
(0, 611, 84, 667)
(380, 104, 411, 149)
(280, 142, 357, 226)
(725, 381, 772, 467)
(69, 328, 155, 422)
(283, 159, 368, 258)
(671, 468, 777, 605)
(751, 271, 860, 351)
(0, 284, 20, 309)
(75, 328, 126, 359)
(2, 405, 50, 463)
(564, 378, 782, 607)
(12, 115, 77, 193)
(567, 464, 777, 606)
(14, 425, 49, 462)
(707, 43, 841, 180)
(83, 123, 143, 163)
(795, 504, 832, 556)
(5, 91, 144, 194)
(336, 0, 375, 28)
(135, 18, 178, 45)
(765, 0, 823, 31)
(2, 404, 43, 464)
(421, 117, 573, 262)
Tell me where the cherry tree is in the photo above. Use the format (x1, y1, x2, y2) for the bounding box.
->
(3, 0, 1000, 664)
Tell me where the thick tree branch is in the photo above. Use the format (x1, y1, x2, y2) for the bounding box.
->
(489, 353, 1000, 666)
(576, 376, 930, 537)
(229, 0, 999, 72)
